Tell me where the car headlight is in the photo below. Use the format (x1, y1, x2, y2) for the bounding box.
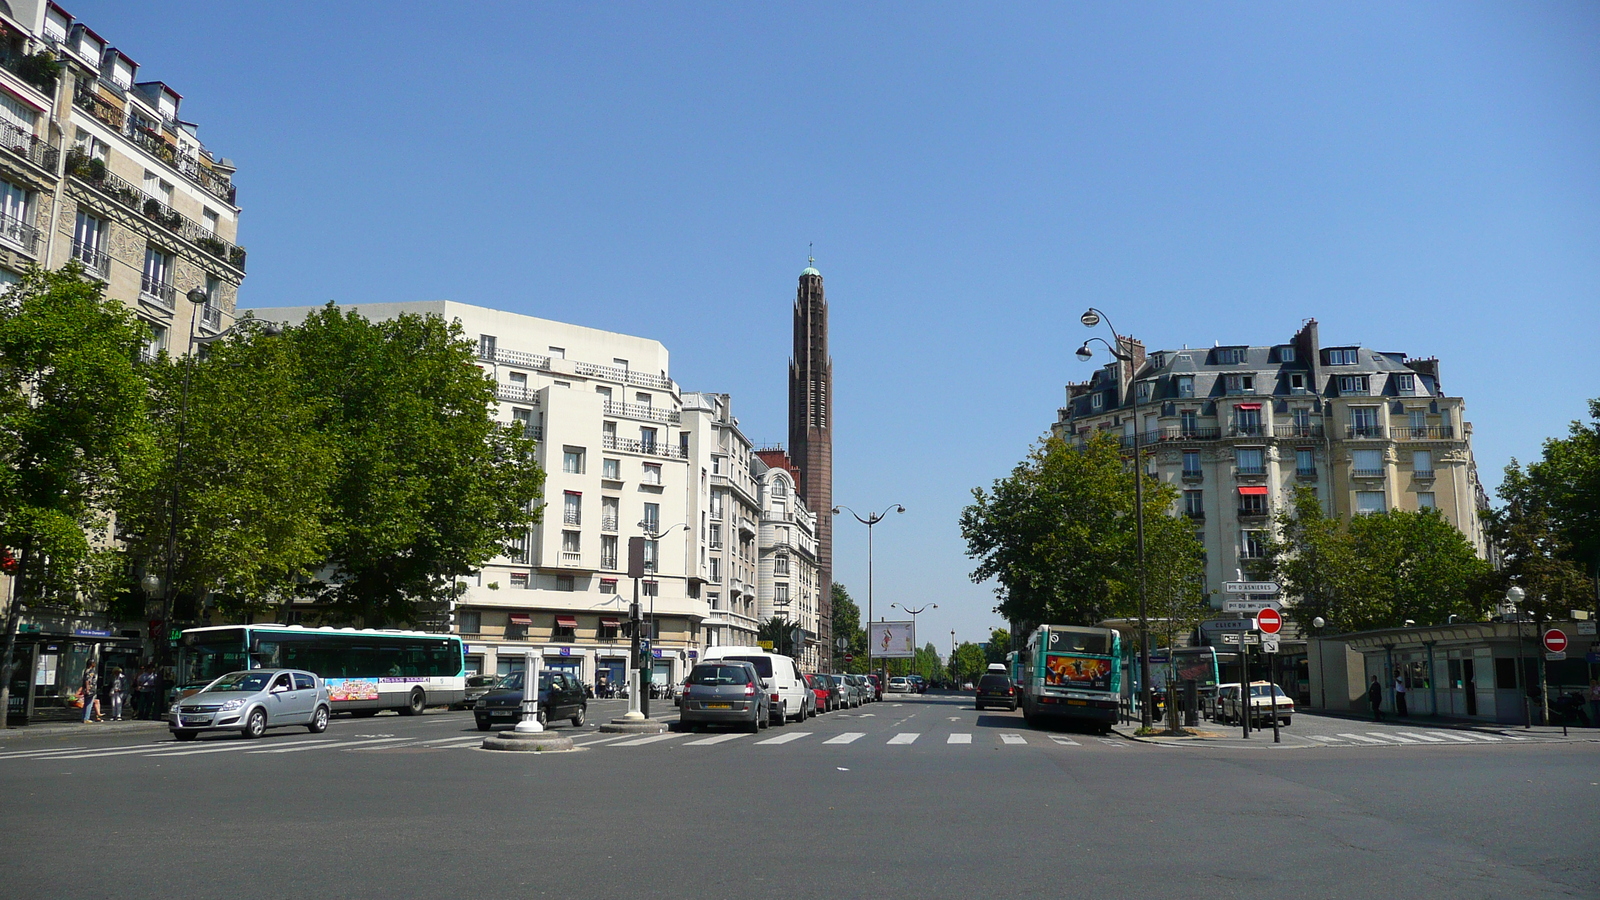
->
(219, 698, 246, 712)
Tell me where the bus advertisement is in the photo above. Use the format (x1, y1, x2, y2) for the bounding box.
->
(1017, 625, 1122, 732)
(175, 626, 466, 715)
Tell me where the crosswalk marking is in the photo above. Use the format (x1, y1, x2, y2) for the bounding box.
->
(1309, 735, 1346, 743)
(569, 734, 634, 747)
(156, 738, 335, 757)
(246, 737, 412, 754)
(684, 733, 746, 746)
(822, 732, 864, 745)
(51, 742, 220, 760)
(1394, 732, 1446, 743)
(1372, 732, 1418, 744)
(999, 733, 1027, 745)
(1049, 736, 1080, 746)
(1469, 732, 1502, 741)
(755, 732, 811, 745)
(947, 733, 972, 744)
(1424, 731, 1477, 743)
(610, 733, 682, 747)
(1098, 738, 1125, 748)
(1337, 733, 1389, 744)
(0, 746, 87, 760)
(886, 733, 919, 745)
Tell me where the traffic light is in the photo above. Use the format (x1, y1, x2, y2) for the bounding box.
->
(446, 599, 457, 632)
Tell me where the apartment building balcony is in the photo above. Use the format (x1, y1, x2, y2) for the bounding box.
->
(738, 516, 757, 537)
(1296, 467, 1318, 481)
(1273, 423, 1324, 439)
(199, 304, 223, 331)
(494, 383, 541, 404)
(1397, 425, 1455, 440)
(603, 400, 680, 425)
(0, 46, 59, 95)
(600, 553, 618, 570)
(72, 83, 125, 130)
(562, 510, 581, 526)
(64, 151, 247, 271)
(602, 433, 685, 459)
(1236, 465, 1266, 477)
(1237, 506, 1271, 520)
(480, 346, 553, 370)
(1159, 426, 1222, 442)
(1181, 469, 1203, 483)
(0, 119, 58, 173)
(601, 515, 618, 533)
(70, 239, 110, 279)
(1228, 424, 1267, 438)
(140, 274, 175, 309)
(1351, 467, 1385, 479)
(0, 209, 39, 255)
(77, 81, 239, 206)
(1412, 469, 1436, 481)
(1345, 425, 1385, 439)
(575, 360, 674, 391)
(708, 539, 723, 550)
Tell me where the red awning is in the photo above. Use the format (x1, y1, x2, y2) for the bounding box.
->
(555, 615, 578, 627)
(1235, 403, 1262, 410)
(1238, 486, 1269, 495)
(508, 613, 533, 625)
(600, 618, 620, 628)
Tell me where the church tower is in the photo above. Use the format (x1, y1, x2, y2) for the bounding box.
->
(789, 261, 834, 668)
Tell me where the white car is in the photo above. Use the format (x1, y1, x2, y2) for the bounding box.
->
(698, 647, 814, 725)
(1219, 681, 1294, 727)
(887, 676, 912, 694)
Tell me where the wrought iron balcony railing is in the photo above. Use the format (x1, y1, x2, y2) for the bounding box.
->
(0, 118, 58, 171)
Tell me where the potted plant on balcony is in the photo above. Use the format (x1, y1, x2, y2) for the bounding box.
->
(14, 51, 60, 93)
(228, 246, 247, 268)
(196, 235, 226, 258)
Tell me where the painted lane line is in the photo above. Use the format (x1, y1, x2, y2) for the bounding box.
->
(610, 733, 683, 747)
(1423, 731, 1478, 743)
(947, 733, 972, 744)
(1336, 733, 1389, 744)
(1049, 736, 1080, 746)
(156, 738, 336, 757)
(0, 747, 88, 760)
(999, 733, 1027, 745)
(1098, 739, 1125, 748)
(419, 735, 494, 745)
(886, 733, 919, 745)
(568, 734, 634, 747)
(1394, 732, 1446, 743)
(822, 732, 865, 745)
(1309, 735, 1346, 744)
(755, 732, 812, 746)
(1372, 732, 1419, 744)
(684, 733, 747, 746)
(246, 737, 412, 754)
(50, 743, 232, 760)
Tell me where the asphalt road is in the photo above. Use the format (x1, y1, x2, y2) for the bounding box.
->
(1, 693, 1594, 900)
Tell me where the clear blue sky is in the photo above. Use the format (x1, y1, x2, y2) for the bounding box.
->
(72, 2, 1599, 650)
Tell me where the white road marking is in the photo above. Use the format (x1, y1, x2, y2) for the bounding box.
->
(823, 732, 865, 745)
(755, 731, 811, 745)
(610, 733, 683, 747)
(246, 737, 412, 754)
(50, 742, 223, 760)
(886, 733, 919, 745)
(684, 733, 747, 746)
(1423, 731, 1477, 743)
(1372, 732, 1419, 744)
(157, 738, 335, 757)
(1097, 738, 1124, 748)
(1309, 735, 1346, 744)
(419, 735, 491, 745)
(1464, 732, 1502, 741)
(0, 746, 87, 760)
(1337, 733, 1389, 744)
(999, 733, 1027, 745)
(947, 733, 972, 744)
(1049, 736, 1080, 746)
(1394, 732, 1446, 743)
(569, 734, 634, 747)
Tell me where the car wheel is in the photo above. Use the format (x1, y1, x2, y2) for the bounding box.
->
(535, 708, 547, 726)
(173, 729, 198, 742)
(307, 706, 329, 734)
(398, 689, 426, 716)
(242, 709, 266, 739)
(772, 702, 786, 727)
(1280, 718, 1291, 727)
(475, 717, 492, 732)
(746, 713, 761, 734)
(571, 706, 586, 727)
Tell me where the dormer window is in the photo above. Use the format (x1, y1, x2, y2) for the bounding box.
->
(1278, 346, 1296, 363)
(1091, 393, 1104, 411)
(1327, 348, 1359, 365)
(1394, 373, 1415, 394)
(1224, 374, 1255, 395)
(1136, 381, 1153, 403)
(1176, 375, 1194, 398)
(1217, 348, 1248, 365)
(1338, 375, 1369, 395)
(1289, 373, 1306, 393)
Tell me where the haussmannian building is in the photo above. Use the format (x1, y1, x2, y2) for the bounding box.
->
(681, 391, 763, 649)
(755, 448, 821, 672)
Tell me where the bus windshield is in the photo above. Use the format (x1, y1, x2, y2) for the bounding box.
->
(176, 628, 249, 687)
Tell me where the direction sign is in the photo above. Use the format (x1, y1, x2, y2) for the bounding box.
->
(1219, 633, 1261, 645)
(1261, 636, 1280, 653)
(1542, 629, 1568, 653)
(1224, 600, 1280, 613)
(1545, 651, 1566, 662)
(1224, 581, 1280, 595)
(1257, 608, 1283, 635)
(1202, 618, 1252, 632)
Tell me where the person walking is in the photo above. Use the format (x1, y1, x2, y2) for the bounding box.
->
(134, 665, 155, 720)
(80, 661, 102, 723)
(1367, 675, 1384, 721)
(107, 667, 127, 721)
(1393, 669, 1408, 718)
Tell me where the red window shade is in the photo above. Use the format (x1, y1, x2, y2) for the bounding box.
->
(508, 613, 533, 625)
(555, 615, 578, 627)
(1238, 486, 1269, 495)
(1235, 403, 1262, 410)
(599, 618, 620, 628)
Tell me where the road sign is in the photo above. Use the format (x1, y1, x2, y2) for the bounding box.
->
(1257, 608, 1283, 635)
(1203, 618, 1252, 632)
(844, 655, 854, 664)
(1544, 651, 1566, 661)
(1575, 621, 1596, 636)
(1224, 581, 1280, 594)
(1224, 600, 1280, 613)
(1542, 629, 1568, 653)
(1261, 636, 1280, 653)
(1219, 633, 1261, 645)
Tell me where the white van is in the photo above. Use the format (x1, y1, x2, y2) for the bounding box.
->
(699, 647, 813, 725)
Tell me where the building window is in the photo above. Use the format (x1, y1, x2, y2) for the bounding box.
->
(775, 583, 790, 604)
(563, 447, 585, 474)
(1291, 407, 1313, 434)
(643, 502, 660, 534)
(772, 478, 787, 498)
(1417, 492, 1436, 510)
(1217, 348, 1248, 365)
(1356, 491, 1386, 514)
(141, 246, 174, 302)
(561, 531, 581, 563)
(642, 580, 659, 598)
(640, 427, 657, 453)
(643, 539, 658, 572)
(1183, 490, 1204, 518)
(1235, 406, 1262, 435)
(506, 614, 530, 641)
(1136, 381, 1153, 403)
(0, 179, 33, 250)
(1349, 407, 1380, 437)
(1241, 530, 1265, 559)
(1295, 447, 1315, 477)
(511, 407, 533, 436)
(553, 614, 576, 637)
(555, 576, 575, 593)
(1091, 393, 1104, 411)
(1289, 373, 1306, 393)
(1176, 376, 1195, 398)
(643, 462, 662, 485)
(1338, 375, 1369, 395)
(1239, 490, 1268, 516)
(600, 578, 618, 596)
(1394, 373, 1415, 394)
(1236, 448, 1264, 476)
(1183, 450, 1202, 478)
(1327, 348, 1359, 365)
(72, 211, 107, 274)
(563, 491, 582, 526)
(774, 555, 790, 575)
(507, 528, 530, 564)
(601, 534, 618, 569)
(1278, 346, 1296, 363)
(1224, 374, 1255, 395)
(479, 334, 496, 358)
(1353, 449, 1384, 478)
(509, 572, 529, 589)
(1180, 410, 1199, 435)
(459, 610, 481, 634)
(1412, 450, 1433, 478)
(602, 457, 621, 480)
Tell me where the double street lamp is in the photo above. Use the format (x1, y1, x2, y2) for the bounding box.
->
(833, 504, 904, 679)
(890, 602, 936, 680)
(1075, 307, 1154, 731)
(635, 521, 688, 719)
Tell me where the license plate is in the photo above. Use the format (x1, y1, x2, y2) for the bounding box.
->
(490, 710, 515, 717)
(706, 703, 732, 709)
(182, 717, 213, 725)
(1067, 700, 1087, 706)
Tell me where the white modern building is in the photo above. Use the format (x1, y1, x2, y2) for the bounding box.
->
(755, 448, 821, 671)
(681, 392, 763, 649)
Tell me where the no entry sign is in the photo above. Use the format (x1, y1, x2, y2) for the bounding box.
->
(1542, 629, 1568, 653)
(1256, 608, 1283, 635)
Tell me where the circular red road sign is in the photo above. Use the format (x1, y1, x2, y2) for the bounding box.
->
(1256, 608, 1282, 634)
(1543, 629, 1568, 653)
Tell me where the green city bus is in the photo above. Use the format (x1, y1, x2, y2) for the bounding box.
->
(1017, 624, 1122, 732)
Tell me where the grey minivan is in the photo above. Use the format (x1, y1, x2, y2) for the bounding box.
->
(679, 661, 770, 733)
(170, 669, 331, 741)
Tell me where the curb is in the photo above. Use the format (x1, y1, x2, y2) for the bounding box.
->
(1, 719, 168, 740)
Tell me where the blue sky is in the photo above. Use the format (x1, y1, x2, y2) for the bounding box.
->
(70, 2, 1599, 649)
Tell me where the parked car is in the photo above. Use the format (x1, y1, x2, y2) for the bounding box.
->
(170, 669, 331, 741)
(474, 670, 588, 731)
(829, 674, 858, 708)
(1210, 683, 1239, 721)
(805, 673, 836, 712)
(849, 674, 874, 704)
(975, 673, 1018, 711)
(680, 661, 770, 733)
(1219, 681, 1294, 727)
(456, 673, 500, 710)
(701, 647, 813, 724)
(866, 674, 884, 701)
(908, 675, 927, 694)
(887, 676, 912, 694)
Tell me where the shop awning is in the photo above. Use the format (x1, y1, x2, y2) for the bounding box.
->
(555, 615, 578, 628)
(600, 618, 620, 628)
(1238, 486, 1269, 495)
(1235, 402, 1262, 410)
(508, 613, 533, 625)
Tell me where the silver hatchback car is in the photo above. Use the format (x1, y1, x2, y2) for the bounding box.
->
(170, 669, 331, 741)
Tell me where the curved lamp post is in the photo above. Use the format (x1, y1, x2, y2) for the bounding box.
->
(1075, 307, 1154, 730)
(833, 504, 904, 678)
(637, 521, 689, 717)
(890, 602, 936, 681)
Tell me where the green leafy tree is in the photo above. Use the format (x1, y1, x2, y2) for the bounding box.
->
(1497, 399, 1600, 597)
(286, 305, 545, 626)
(0, 266, 154, 723)
(983, 628, 1010, 665)
(1490, 464, 1592, 622)
(758, 615, 802, 657)
(1265, 486, 1367, 631)
(951, 642, 987, 684)
(830, 582, 867, 672)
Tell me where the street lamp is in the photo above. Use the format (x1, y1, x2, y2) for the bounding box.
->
(1505, 585, 1531, 729)
(637, 521, 689, 717)
(833, 504, 904, 682)
(890, 602, 936, 681)
(1075, 306, 1155, 730)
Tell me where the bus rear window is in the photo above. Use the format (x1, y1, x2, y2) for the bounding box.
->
(1047, 631, 1109, 655)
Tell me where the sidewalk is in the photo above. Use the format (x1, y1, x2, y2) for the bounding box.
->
(1, 718, 168, 741)
(1110, 708, 1600, 746)
(1302, 707, 1600, 740)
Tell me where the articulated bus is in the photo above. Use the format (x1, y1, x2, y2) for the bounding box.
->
(1016, 625, 1122, 732)
(176, 625, 466, 715)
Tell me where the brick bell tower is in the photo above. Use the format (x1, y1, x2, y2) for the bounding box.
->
(789, 258, 834, 669)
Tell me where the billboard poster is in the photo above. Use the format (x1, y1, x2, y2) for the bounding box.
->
(326, 677, 379, 702)
(1045, 655, 1112, 692)
(872, 621, 916, 659)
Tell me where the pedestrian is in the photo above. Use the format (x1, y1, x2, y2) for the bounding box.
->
(135, 664, 155, 720)
(107, 667, 126, 721)
(1588, 678, 1600, 729)
(81, 660, 102, 723)
(1367, 675, 1384, 721)
(1393, 669, 1408, 718)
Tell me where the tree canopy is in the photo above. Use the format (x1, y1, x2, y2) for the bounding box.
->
(1491, 398, 1600, 612)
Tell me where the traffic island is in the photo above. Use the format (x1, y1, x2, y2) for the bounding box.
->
(481, 731, 576, 752)
(598, 717, 667, 734)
